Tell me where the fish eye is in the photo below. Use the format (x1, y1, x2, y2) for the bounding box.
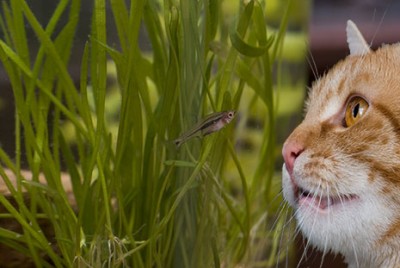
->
(344, 96, 369, 127)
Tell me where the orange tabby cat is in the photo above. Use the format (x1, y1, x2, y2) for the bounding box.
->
(282, 20, 400, 267)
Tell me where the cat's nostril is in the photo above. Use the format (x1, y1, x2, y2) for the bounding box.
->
(282, 141, 304, 176)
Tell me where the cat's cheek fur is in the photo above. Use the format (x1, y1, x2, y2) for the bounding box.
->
(282, 162, 397, 265)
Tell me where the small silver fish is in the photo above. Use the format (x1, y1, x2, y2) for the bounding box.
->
(174, 110, 236, 147)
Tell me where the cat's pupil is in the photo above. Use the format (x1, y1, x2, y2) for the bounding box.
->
(353, 103, 360, 118)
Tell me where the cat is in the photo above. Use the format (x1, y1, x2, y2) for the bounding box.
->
(281, 20, 400, 268)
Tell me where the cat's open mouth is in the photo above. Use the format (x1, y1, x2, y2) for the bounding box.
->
(295, 186, 358, 211)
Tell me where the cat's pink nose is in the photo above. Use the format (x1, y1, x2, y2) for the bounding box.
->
(282, 141, 303, 175)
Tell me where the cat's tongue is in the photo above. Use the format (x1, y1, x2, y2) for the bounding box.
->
(299, 194, 330, 210)
(298, 190, 358, 211)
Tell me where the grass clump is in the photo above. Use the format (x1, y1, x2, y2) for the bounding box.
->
(0, 0, 309, 266)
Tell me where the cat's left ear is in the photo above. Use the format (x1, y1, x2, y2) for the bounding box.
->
(346, 20, 371, 56)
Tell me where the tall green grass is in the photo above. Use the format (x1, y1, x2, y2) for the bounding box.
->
(0, 0, 308, 266)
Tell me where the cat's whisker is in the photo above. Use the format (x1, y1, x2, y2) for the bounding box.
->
(331, 184, 361, 268)
(306, 50, 319, 80)
(275, 203, 291, 268)
(270, 199, 291, 235)
(263, 200, 294, 268)
(267, 190, 289, 213)
(370, 6, 388, 48)
(296, 181, 323, 268)
(297, 234, 310, 266)
(308, 181, 332, 265)
(278, 206, 300, 251)
(258, 190, 291, 260)
(264, 189, 292, 222)
(278, 209, 305, 263)
(293, 209, 309, 267)
(332, 181, 362, 268)
(280, 207, 302, 267)
(319, 185, 331, 268)
(276, 205, 293, 267)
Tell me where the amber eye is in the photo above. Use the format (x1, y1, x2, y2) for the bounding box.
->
(344, 96, 369, 127)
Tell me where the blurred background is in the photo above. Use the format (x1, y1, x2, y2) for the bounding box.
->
(1, 0, 398, 163)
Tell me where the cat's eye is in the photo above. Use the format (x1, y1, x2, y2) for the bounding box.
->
(344, 96, 369, 127)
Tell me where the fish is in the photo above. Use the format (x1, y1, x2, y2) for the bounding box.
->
(174, 110, 236, 147)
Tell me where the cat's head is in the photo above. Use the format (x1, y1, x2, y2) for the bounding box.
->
(282, 20, 400, 266)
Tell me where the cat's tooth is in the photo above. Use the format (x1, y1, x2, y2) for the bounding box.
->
(319, 196, 328, 209)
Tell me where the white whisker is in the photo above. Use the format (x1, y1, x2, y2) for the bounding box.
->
(307, 50, 319, 80)
(370, 6, 388, 47)
(296, 181, 323, 268)
(319, 185, 331, 268)
(275, 204, 291, 268)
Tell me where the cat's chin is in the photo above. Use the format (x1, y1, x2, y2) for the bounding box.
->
(295, 186, 359, 213)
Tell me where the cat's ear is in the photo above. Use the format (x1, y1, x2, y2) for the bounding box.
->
(346, 20, 371, 56)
